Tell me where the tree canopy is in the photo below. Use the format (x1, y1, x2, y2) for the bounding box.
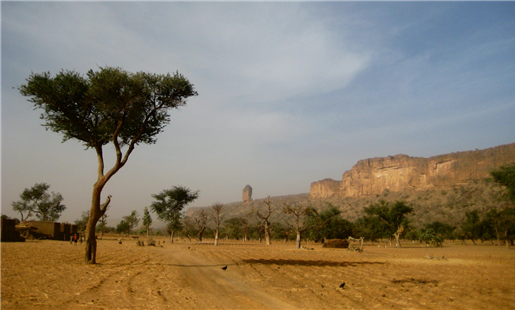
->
(11, 183, 66, 222)
(363, 200, 413, 247)
(490, 163, 515, 203)
(122, 210, 140, 234)
(19, 67, 198, 149)
(142, 207, 152, 237)
(150, 186, 199, 242)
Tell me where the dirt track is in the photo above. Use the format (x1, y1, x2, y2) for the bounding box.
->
(2, 238, 515, 309)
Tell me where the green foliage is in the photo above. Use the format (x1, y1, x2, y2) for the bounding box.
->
(271, 222, 292, 241)
(19, 67, 198, 149)
(306, 204, 354, 242)
(116, 220, 130, 234)
(424, 221, 456, 240)
(486, 207, 515, 244)
(122, 210, 140, 234)
(354, 214, 385, 241)
(363, 200, 413, 238)
(11, 183, 66, 222)
(419, 228, 444, 247)
(490, 163, 515, 203)
(223, 217, 249, 240)
(95, 212, 111, 234)
(74, 211, 90, 232)
(143, 207, 152, 230)
(150, 186, 199, 238)
(460, 210, 481, 243)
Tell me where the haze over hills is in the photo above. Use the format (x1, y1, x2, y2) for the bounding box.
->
(187, 142, 515, 228)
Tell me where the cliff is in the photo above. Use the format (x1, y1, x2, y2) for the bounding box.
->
(310, 143, 515, 199)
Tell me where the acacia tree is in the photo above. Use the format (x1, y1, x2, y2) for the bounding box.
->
(123, 210, 140, 235)
(211, 203, 224, 246)
(19, 67, 197, 264)
(149, 186, 199, 243)
(11, 183, 66, 222)
(256, 197, 274, 246)
(364, 200, 413, 247)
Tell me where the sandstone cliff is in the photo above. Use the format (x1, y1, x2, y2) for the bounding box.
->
(310, 143, 515, 199)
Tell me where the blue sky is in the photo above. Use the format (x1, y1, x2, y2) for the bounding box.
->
(2, 2, 515, 225)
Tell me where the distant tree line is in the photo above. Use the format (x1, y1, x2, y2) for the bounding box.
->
(176, 163, 515, 249)
(7, 164, 514, 250)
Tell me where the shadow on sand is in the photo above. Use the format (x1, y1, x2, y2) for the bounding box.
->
(241, 258, 385, 267)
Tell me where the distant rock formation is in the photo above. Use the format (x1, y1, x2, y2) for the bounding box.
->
(243, 185, 253, 203)
(310, 143, 515, 199)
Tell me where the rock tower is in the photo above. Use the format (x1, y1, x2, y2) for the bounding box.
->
(242, 185, 253, 204)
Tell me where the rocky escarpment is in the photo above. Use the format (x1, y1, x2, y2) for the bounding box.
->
(311, 143, 515, 199)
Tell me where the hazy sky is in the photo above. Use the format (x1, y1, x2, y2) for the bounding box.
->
(2, 1, 515, 225)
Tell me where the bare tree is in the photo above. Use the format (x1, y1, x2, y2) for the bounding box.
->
(256, 197, 274, 246)
(241, 209, 254, 242)
(181, 215, 197, 242)
(283, 203, 322, 249)
(211, 204, 224, 246)
(193, 209, 208, 241)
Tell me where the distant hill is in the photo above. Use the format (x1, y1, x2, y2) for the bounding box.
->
(311, 142, 515, 199)
(187, 143, 515, 229)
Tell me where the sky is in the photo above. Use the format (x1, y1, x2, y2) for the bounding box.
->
(2, 1, 515, 226)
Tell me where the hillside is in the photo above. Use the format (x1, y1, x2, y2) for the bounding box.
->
(187, 178, 511, 229)
(187, 143, 515, 228)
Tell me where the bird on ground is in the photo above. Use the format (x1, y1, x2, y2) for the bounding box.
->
(222, 266, 228, 270)
(339, 282, 346, 289)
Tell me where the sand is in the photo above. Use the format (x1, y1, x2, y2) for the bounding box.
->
(2, 237, 514, 309)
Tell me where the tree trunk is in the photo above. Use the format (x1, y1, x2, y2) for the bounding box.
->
(394, 233, 402, 248)
(496, 228, 500, 246)
(170, 230, 175, 243)
(264, 222, 271, 246)
(198, 228, 204, 242)
(296, 232, 301, 249)
(214, 230, 219, 246)
(85, 185, 103, 264)
(505, 230, 510, 249)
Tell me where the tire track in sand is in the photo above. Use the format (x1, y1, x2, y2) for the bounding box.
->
(167, 245, 295, 309)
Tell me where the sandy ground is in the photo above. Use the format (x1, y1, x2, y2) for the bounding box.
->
(2, 237, 515, 310)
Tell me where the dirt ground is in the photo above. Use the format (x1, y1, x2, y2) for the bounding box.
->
(2, 237, 515, 310)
